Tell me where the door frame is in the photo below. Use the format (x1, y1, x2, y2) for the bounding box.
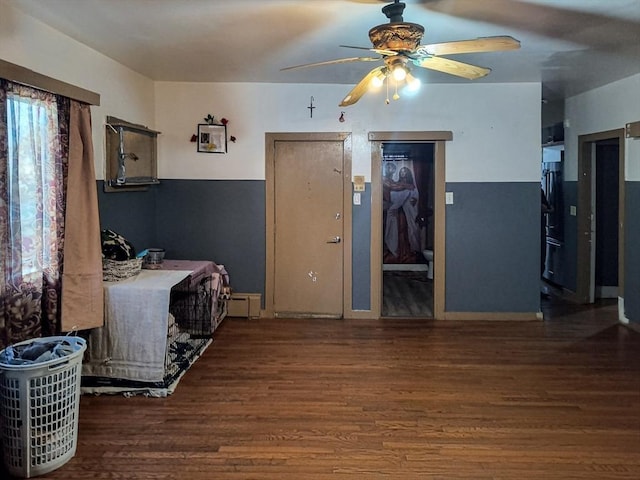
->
(264, 132, 353, 318)
(369, 131, 452, 320)
(576, 128, 625, 303)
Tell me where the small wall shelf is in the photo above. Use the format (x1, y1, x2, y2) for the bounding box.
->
(105, 116, 160, 192)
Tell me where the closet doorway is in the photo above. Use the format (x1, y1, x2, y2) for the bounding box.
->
(370, 131, 450, 320)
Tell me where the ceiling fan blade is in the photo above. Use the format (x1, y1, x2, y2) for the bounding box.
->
(339, 45, 399, 57)
(281, 56, 380, 71)
(414, 56, 490, 80)
(339, 66, 386, 107)
(417, 36, 520, 56)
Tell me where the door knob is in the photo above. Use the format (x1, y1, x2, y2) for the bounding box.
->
(326, 236, 341, 244)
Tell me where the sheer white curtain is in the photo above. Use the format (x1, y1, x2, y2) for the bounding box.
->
(6, 85, 62, 282)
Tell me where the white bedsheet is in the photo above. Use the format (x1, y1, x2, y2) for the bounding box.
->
(82, 269, 192, 382)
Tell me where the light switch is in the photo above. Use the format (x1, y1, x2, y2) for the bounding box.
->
(353, 192, 361, 205)
(353, 175, 365, 192)
(570, 205, 576, 216)
(445, 192, 454, 204)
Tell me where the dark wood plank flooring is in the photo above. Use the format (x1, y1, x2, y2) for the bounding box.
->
(3, 297, 639, 479)
(383, 270, 433, 317)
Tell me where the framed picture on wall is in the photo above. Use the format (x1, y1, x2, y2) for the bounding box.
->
(197, 123, 227, 153)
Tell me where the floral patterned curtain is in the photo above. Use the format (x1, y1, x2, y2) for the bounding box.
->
(0, 80, 69, 348)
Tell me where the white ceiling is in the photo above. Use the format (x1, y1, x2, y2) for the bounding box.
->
(10, 0, 640, 101)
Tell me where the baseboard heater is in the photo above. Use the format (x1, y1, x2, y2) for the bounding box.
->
(227, 293, 261, 318)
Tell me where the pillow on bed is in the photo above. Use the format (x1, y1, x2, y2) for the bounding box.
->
(101, 229, 136, 261)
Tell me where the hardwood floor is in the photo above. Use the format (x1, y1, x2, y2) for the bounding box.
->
(383, 270, 433, 317)
(3, 297, 639, 479)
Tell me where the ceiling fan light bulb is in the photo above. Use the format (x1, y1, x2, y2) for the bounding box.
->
(371, 75, 384, 89)
(406, 73, 421, 92)
(392, 66, 407, 82)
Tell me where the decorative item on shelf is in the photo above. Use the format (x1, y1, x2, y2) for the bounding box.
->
(194, 114, 235, 152)
(197, 123, 227, 153)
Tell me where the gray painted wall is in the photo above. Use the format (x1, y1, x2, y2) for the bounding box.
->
(97, 183, 157, 252)
(98, 180, 266, 298)
(352, 186, 371, 311)
(625, 181, 640, 323)
(155, 180, 266, 297)
(98, 179, 589, 317)
(445, 182, 540, 313)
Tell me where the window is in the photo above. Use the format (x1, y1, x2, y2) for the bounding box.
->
(1, 77, 102, 346)
(5, 85, 62, 282)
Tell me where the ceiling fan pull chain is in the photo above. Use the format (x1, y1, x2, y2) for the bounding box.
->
(385, 75, 390, 104)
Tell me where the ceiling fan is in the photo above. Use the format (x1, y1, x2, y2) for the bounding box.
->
(282, 0, 520, 106)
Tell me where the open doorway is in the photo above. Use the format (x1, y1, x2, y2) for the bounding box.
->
(594, 139, 620, 299)
(381, 142, 435, 317)
(370, 131, 449, 320)
(576, 129, 625, 304)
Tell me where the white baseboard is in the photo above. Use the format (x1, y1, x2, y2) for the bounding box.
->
(596, 286, 618, 298)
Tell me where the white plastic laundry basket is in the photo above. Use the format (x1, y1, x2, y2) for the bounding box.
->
(0, 336, 86, 478)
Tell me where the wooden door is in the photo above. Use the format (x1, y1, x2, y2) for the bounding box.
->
(576, 129, 625, 304)
(269, 135, 349, 317)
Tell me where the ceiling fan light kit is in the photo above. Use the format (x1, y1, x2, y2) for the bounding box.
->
(282, 0, 521, 106)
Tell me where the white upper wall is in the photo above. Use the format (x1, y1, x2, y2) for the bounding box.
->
(3, 0, 540, 185)
(4, 0, 640, 186)
(155, 81, 542, 183)
(0, 0, 156, 180)
(565, 73, 640, 181)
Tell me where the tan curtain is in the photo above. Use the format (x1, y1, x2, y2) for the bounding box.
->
(60, 101, 103, 331)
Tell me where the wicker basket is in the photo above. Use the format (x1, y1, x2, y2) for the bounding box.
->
(102, 257, 143, 282)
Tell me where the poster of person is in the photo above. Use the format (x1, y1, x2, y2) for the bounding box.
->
(382, 160, 422, 263)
